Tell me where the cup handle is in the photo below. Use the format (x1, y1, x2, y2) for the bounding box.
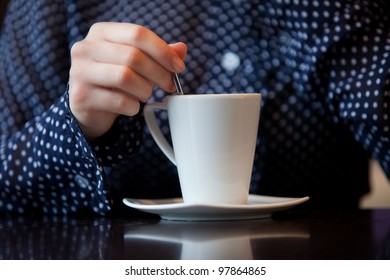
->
(143, 102, 177, 165)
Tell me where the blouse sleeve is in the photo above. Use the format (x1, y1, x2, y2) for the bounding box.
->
(325, 2, 390, 177)
(1, 90, 112, 215)
(0, 0, 144, 215)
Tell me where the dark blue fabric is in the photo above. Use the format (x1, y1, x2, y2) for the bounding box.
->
(1, 0, 389, 215)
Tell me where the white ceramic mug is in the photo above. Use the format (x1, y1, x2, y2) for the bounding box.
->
(144, 94, 261, 205)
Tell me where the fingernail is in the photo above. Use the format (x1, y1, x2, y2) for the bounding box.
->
(172, 56, 185, 72)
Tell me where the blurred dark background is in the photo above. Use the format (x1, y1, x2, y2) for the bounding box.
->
(0, 0, 9, 27)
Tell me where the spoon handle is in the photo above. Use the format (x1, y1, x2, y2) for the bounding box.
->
(172, 73, 184, 95)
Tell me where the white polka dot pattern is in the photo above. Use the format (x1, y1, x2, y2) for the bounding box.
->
(0, 0, 389, 214)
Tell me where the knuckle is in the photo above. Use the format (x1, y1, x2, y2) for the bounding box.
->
(114, 95, 140, 116)
(70, 41, 85, 58)
(115, 66, 133, 85)
(89, 22, 103, 35)
(69, 83, 89, 106)
(129, 25, 148, 42)
(122, 48, 142, 68)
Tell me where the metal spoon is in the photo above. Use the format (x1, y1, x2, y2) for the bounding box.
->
(171, 73, 184, 95)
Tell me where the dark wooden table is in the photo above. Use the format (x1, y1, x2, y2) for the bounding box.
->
(1, 209, 389, 259)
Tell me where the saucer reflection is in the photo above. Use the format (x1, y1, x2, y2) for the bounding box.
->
(124, 219, 310, 259)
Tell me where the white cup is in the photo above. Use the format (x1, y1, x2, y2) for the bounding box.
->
(144, 93, 261, 205)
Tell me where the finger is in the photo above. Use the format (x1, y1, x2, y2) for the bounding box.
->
(83, 86, 142, 116)
(80, 62, 154, 102)
(88, 22, 185, 73)
(87, 41, 176, 91)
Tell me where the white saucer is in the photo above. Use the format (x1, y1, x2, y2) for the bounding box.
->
(122, 194, 309, 221)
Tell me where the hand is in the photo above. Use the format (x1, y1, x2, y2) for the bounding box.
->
(69, 22, 187, 140)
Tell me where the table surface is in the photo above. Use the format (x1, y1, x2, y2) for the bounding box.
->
(1, 209, 389, 260)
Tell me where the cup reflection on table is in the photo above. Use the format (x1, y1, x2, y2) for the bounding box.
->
(124, 219, 310, 260)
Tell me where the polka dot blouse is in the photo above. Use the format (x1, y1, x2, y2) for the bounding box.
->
(1, 0, 389, 215)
